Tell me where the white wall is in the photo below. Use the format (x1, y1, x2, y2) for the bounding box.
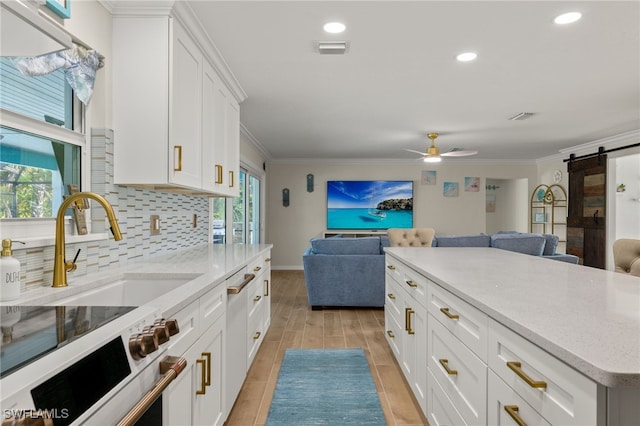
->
(266, 160, 537, 269)
(485, 178, 529, 234)
(613, 154, 640, 241)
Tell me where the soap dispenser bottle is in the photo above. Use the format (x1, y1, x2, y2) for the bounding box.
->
(1, 239, 22, 302)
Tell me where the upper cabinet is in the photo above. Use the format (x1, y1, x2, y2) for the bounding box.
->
(112, 3, 245, 197)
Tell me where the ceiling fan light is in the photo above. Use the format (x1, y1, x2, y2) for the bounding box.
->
(423, 155, 441, 163)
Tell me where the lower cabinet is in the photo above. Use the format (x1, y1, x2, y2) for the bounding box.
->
(163, 285, 226, 425)
(385, 252, 605, 426)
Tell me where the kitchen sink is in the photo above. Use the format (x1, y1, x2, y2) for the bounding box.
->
(48, 275, 196, 306)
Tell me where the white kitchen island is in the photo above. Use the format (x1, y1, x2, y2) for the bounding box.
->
(384, 246, 640, 426)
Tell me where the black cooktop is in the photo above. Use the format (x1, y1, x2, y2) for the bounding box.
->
(0, 305, 137, 378)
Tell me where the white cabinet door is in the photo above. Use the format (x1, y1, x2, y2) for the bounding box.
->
(201, 59, 219, 193)
(401, 301, 427, 412)
(193, 318, 225, 426)
(224, 97, 240, 197)
(169, 22, 202, 189)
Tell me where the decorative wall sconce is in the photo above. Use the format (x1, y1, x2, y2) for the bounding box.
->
(282, 188, 290, 207)
(486, 185, 501, 191)
(307, 174, 314, 192)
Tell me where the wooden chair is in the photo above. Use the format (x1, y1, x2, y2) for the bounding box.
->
(613, 238, 640, 277)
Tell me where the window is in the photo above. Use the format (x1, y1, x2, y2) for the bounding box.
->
(212, 166, 263, 244)
(0, 57, 83, 220)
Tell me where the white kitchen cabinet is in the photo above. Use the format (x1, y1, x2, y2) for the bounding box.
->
(163, 284, 226, 425)
(112, 11, 241, 196)
(384, 258, 427, 412)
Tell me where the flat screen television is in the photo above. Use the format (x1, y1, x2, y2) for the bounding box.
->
(327, 180, 413, 230)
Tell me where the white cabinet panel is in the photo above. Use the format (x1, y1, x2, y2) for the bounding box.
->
(488, 319, 598, 425)
(488, 370, 551, 426)
(428, 313, 487, 425)
(426, 368, 467, 426)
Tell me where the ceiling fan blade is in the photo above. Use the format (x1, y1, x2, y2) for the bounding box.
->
(441, 148, 478, 157)
(404, 148, 426, 156)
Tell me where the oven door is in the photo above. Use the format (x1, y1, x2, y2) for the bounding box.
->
(83, 355, 187, 426)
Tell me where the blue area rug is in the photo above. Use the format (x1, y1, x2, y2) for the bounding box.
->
(266, 348, 386, 425)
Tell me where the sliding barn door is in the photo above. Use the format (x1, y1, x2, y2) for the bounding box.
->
(566, 155, 607, 268)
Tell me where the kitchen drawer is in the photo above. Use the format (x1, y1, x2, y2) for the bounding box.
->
(247, 254, 269, 278)
(428, 283, 488, 361)
(247, 301, 266, 365)
(488, 319, 598, 426)
(166, 299, 200, 356)
(401, 264, 428, 307)
(428, 313, 487, 425)
(385, 256, 403, 285)
(385, 278, 402, 323)
(247, 278, 265, 320)
(384, 310, 401, 359)
(426, 368, 467, 426)
(488, 369, 551, 426)
(200, 285, 226, 331)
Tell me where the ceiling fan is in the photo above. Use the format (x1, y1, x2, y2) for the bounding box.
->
(405, 133, 478, 163)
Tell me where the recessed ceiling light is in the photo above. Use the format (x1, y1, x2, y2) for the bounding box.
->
(456, 52, 477, 62)
(554, 12, 582, 25)
(323, 22, 346, 34)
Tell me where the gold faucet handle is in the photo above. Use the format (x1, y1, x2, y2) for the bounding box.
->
(65, 249, 81, 272)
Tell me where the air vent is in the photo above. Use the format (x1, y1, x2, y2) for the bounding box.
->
(316, 41, 349, 54)
(508, 112, 535, 121)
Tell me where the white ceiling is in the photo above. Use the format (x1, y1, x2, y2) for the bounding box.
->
(188, 1, 640, 162)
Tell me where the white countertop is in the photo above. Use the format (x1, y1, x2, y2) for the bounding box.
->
(385, 247, 640, 388)
(6, 243, 273, 316)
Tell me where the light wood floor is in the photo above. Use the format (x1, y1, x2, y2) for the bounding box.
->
(225, 270, 428, 426)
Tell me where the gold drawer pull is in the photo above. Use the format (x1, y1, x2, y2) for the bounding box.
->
(507, 361, 547, 389)
(264, 279, 269, 296)
(439, 359, 458, 375)
(387, 293, 396, 300)
(405, 308, 415, 335)
(229, 170, 235, 188)
(215, 164, 223, 184)
(253, 295, 262, 302)
(504, 405, 527, 426)
(202, 352, 211, 386)
(387, 330, 395, 338)
(440, 307, 460, 320)
(253, 331, 261, 340)
(174, 145, 183, 171)
(265, 257, 271, 262)
(387, 265, 396, 270)
(253, 266, 262, 272)
(406, 280, 418, 288)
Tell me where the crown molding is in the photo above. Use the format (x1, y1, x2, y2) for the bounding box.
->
(268, 157, 537, 166)
(240, 123, 272, 160)
(537, 129, 640, 163)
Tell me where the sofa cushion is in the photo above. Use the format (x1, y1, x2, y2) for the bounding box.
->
(541, 234, 559, 255)
(310, 237, 381, 255)
(434, 234, 491, 247)
(491, 233, 546, 256)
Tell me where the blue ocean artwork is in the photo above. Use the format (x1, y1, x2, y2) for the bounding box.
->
(327, 180, 413, 230)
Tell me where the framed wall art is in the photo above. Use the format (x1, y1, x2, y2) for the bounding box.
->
(46, 0, 71, 19)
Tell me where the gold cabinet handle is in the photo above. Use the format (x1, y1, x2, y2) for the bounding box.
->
(202, 352, 211, 386)
(406, 280, 417, 288)
(229, 170, 235, 188)
(440, 307, 460, 320)
(504, 405, 527, 426)
(253, 266, 262, 272)
(253, 331, 261, 340)
(253, 295, 262, 302)
(387, 265, 396, 270)
(405, 308, 415, 335)
(264, 279, 269, 296)
(214, 164, 223, 184)
(506, 361, 547, 389)
(387, 330, 395, 338)
(265, 257, 271, 262)
(439, 359, 458, 375)
(387, 293, 396, 300)
(196, 358, 207, 395)
(174, 145, 183, 171)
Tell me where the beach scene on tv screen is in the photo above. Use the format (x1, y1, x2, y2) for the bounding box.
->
(327, 180, 413, 230)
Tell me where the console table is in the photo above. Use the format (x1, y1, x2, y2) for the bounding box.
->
(384, 247, 640, 425)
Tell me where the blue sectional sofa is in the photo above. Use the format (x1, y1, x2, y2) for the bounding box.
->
(302, 231, 578, 310)
(302, 236, 389, 309)
(433, 232, 579, 263)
